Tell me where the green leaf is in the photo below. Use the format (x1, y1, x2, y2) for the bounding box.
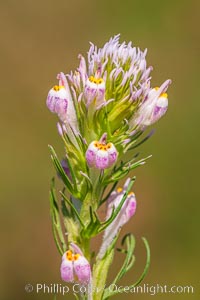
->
(49, 145, 74, 194)
(81, 207, 101, 239)
(103, 155, 151, 184)
(114, 234, 136, 283)
(122, 155, 152, 172)
(60, 191, 85, 228)
(50, 179, 67, 255)
(128, 237, 151, 288)
(126, 129, 155, 151)
(103, 237, 151, 299)
(60, 188, 71, 218)
(103, 234, 136, 299)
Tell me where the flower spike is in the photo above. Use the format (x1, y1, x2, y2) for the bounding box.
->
(47, 35, 171, 298)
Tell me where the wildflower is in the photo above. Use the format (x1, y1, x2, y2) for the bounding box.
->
(60, 245, 91, 284)
(47, 35, 170, 297)
(46, 72, 78, 130)
(86, 140, 118, 170)
(67, 35, 171, 136)
(84, 75, 105, 107)
(86, 35, 149, 107)
(97, 178, 136, 259)
(46, 85, 68, 121)
(131, 79, 171, 128)
(106, 179, 136, 222)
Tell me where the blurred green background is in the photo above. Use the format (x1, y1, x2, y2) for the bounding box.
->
(1, 0, 199, 299)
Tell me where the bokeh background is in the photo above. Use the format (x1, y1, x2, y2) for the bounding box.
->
(1, 0, 200, 299)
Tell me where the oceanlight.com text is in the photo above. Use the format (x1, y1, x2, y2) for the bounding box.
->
(25, 283, 195, 296)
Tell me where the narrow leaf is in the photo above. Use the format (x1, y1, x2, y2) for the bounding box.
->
(103, 237, 150, 299)
(50, 179, 66, 255)
(128, 129, 155, 151)
(113, 234, 136, 283)
(49, 145, 74, 194)
(60, 191, 85, 228)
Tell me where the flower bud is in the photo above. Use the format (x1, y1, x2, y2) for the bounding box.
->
(84, 76, 105, 106)
(132, 79, 171, 128)
(47, 73, 78, 131)
(46, 85, 68, 119)
(60, 248, 91, 284)
(106, 182, 136, 227)
(97, 179, 136, 259)
(86, 141, 118, 170)
(139, 91, 168, 126)
(152, 92, 168, 124)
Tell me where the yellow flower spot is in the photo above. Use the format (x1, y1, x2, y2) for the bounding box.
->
(160, 92, 168, 98)
(88, 76, 104, 85)
(155, 87, 159, 91)
(66, 250, 73, 260)
(98, 78, 103, 84)
(128, 192, 135, 196)
(94, 141, 99, 148)
(73, 254, 80, 261)
(89, 76, 94, 82)
(53, 85, 64, 91)
(117, 187, 123, 193)
(98, 143, 107, 151)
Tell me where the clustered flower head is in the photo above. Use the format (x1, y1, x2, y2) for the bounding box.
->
(47, 35, 171, 173)
(46, 34, 171, 298)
